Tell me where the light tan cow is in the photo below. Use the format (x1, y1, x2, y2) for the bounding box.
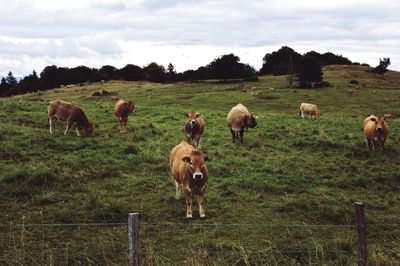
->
(48, 100, 93, 136)
(227, 103, 258, 143)
(170, 141, 211, 218)
(114, 99, 135, 133)
(183, 111, 205, 149)
(363, 114, 389, 150)
(299, 103, 321, 118)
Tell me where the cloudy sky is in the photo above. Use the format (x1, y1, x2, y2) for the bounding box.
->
(1, 0, 400, 77)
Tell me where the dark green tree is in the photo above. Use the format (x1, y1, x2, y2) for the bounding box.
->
(166, 63, 177, 82)
(259, 46, 303, 75)
(143, 62, 166, 83)
(371, 58, 390, 79)
(297, 56, 323, 88)
(6, 71, 18, 87)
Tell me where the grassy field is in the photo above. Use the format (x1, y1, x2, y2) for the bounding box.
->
(1, 65, 400, 265)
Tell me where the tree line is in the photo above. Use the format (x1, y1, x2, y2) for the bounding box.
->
(0, 46, 389, 97)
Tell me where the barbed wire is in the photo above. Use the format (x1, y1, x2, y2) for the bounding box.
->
(0, 222, 399, 229)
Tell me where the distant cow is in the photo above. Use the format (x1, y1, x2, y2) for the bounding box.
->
(363, 114, 389, 150)
(299, 103, 321, 118)
(183, 111, 205, 149)
(110, 96, 119, 101)
(114, 99, 135, 133)
(227, 103, 258, 143)
(170, 141, 211, 218)
(48, 100, 93, 136)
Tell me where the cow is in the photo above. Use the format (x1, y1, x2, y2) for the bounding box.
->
(48, 100, 93, 136)
(227, 103, 258, 143)
(170, 141, 211, 218)
(110, 96, 119, 101)
(183, 111, 205, 149)
(299, 103, 321, 118)
(114, 99, 135, 133)
(363, 114, 389, 150)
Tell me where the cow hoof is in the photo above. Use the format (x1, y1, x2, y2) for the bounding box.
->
(186, 214, 192, 218)
(200, 214, 206, 218)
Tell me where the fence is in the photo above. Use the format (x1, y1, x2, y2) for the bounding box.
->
(1, 202, 399, 265)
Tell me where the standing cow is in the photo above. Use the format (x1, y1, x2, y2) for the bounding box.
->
(114, 99, 135, 133)
(170, 141, 211, 218)
(227, 103, 258, 143)
(183, 111, 205, 149)
(48, 100, 93, 136)
(363, 114, 389, 150)
(299, 103, 321, 118)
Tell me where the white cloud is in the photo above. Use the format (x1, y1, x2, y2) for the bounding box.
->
(0, 0, 399, 77)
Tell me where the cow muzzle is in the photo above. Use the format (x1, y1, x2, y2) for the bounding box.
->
(193, 172, 203, 180)
(190, 120, 196, 127)
(376, 127, 383, 136)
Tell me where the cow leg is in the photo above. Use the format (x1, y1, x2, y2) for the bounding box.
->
(230, 128, 235, 143)
(301, 110, 305, 118)
(64, 122, 71, 135)
(196, 136, 201, 149)
(75, 127, 81, 137)
(174, 180, 181, 199)
(239, 128, 245, 143)
(49, 117, 56, 134)
(198, 193, 206, 218)
(184, 190, 193, 218)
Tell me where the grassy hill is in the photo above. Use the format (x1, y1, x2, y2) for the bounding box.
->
(1, 65, 400, 265)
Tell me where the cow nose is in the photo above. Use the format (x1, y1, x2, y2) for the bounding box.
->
(191, 120, 196, 125)
(193, 173, 203, 180)
(376, 127, 383, 134)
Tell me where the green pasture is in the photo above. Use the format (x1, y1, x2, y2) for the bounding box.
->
(0, 65, 400, 265)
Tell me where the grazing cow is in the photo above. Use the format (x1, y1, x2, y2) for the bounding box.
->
(299, 103, 321, 118)
(363, 114, 389, 150)
(170, 141, 211, 218)
(183, 111, 205, 149)
(48, 100, 93, 136)
(227, 103, 258, 143)
(114, 99, 135, 133)
(384, 98, 390, 104)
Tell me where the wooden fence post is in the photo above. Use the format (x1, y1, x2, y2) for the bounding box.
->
(354, 202, 367, 266)
(128, 212, 139, 266)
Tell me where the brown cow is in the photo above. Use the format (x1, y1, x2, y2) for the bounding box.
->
(48, 100, 93, 136)
(363, 114, 389, 150)
(227, 103, 258, 143)
(170, 141, 211, 218)
(183, 111, 205, 149)
(114, 99, 135, 133)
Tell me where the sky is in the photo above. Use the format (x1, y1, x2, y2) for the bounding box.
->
(1, 0, 400, 77)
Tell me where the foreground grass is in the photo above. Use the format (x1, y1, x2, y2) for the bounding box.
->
(1, 65, 400, 265)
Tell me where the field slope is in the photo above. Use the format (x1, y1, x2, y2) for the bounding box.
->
(1, 65, 400, 265)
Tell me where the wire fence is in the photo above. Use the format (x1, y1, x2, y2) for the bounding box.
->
(1, 210, 400, 264)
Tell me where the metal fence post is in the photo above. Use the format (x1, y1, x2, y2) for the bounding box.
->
(354, 202, 367, 266)
(128, 212, 139, 266)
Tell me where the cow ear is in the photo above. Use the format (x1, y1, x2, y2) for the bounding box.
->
(204, 155, 212, 162)
(185, 112, 189, 118)
(182, 156, 191, 163)
(196, 113, 201, 118)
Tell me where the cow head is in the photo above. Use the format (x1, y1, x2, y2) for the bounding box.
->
(370, 115, 387, 137)
(85, 122, 94, 136)
(127, 101, 136, 114)
(186, 111, 201, 128)
(183, 150, 211, 181)
(244, 114, 258, 130)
